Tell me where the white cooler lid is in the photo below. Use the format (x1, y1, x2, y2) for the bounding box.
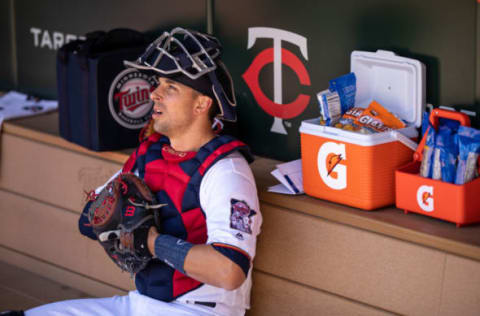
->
(351, 50, 426, 128)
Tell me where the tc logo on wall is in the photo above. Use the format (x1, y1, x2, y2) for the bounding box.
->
(242, 27, 311, 135)
(416, 185, 434, 212)
(108, 68, 155, 129)
(318, 142, 347, 190)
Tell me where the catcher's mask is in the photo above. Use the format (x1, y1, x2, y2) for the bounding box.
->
(124, 27, 237, 122)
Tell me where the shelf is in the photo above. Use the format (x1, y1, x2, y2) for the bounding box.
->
(3, 111, 480, 262)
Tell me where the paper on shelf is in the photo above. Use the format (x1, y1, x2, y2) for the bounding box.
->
(268, 159, 304, 195)
(0, 91, 58, 129)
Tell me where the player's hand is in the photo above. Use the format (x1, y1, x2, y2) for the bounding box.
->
(147, 226, 160, 257)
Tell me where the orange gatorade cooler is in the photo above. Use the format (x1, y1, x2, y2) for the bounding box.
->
(396, 109, 480, 227)
(300, 50, 426, 210)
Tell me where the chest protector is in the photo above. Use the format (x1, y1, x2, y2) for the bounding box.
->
(122, 133, 252, 301)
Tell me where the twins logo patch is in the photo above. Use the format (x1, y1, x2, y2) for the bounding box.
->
(230, 199, 256, 234)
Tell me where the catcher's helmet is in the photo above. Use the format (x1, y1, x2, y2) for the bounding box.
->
(124, 27, 237, 122)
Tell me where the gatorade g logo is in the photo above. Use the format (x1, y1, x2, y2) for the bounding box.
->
(242, 27, 311, 135)
(417, 185, 434, 212)
(318, 142, 347, 190)
(326, 153, 343, 176)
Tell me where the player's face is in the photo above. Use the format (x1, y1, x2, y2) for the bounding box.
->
(150, 77, 200, 137)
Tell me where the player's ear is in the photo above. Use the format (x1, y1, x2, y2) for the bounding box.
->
(193, 95, 213, 116)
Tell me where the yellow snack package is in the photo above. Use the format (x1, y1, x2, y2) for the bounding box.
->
(340, 107, 364, 122)
(354, 100, 406, 133)
(336, 107, 364, 132)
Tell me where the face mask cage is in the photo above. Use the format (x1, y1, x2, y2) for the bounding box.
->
(124, 27, 237, 122)
(124, 27, 221, 80)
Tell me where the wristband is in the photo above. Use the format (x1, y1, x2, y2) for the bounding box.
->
(154, 234, 194, 274)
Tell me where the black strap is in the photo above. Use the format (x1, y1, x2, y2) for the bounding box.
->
(81, 59, 93, 148)
(194, 301, 217, 308)
(78, 28, 147, 58)
(57, 41, 84, 140)
(57, 39, 83, 64)
(91, 28, 148, 53)
(0, 310, 25, 316)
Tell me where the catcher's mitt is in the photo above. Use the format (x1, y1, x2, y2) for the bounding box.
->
(86, 173, 165, 275)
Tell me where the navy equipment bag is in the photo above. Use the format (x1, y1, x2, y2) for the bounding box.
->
(57, 28, 154, 151)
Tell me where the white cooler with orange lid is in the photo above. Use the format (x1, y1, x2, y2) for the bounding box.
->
(300, 50, 426, 210)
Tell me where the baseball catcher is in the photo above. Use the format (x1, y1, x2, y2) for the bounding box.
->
(18, 27, 262, 316)
(85, 172, 165, 275)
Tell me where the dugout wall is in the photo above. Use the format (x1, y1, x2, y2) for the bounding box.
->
(1, 0, 479, 160)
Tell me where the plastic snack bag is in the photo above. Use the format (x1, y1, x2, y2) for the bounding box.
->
(317, 72, 356, 126)
(317, 89, 341, 126)
(431, 125, 458, 183)
(334, 107, 364, 132)
(329, 72, 356, 114)
(455, 126, 480, 185)
(420, 125, 436, 178)
(354, 101, 406, 133)
(421, 110, 430, 139)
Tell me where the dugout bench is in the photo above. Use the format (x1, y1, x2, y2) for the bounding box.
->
(0, 112, 480, 316)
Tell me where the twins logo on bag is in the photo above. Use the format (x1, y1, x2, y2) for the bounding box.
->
(108, 68, 156, 129)
(318, 142, 347, 190)
(416, 185, 434, 212)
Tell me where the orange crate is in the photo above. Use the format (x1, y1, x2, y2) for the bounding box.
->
(395, 109, 480, 227)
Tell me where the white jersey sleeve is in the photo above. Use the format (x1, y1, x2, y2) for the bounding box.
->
(199, 152, 262, 259)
